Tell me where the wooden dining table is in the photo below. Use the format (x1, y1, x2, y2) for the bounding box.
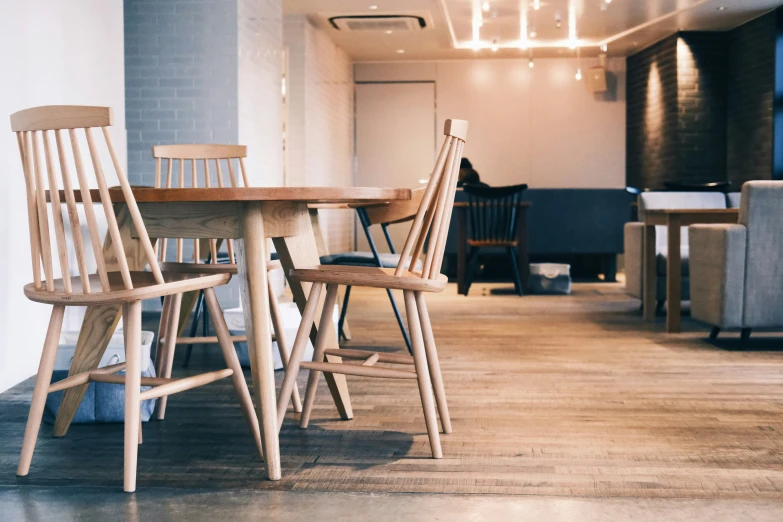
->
(51, 186, 411, 481)
(642, 208, 739, 333)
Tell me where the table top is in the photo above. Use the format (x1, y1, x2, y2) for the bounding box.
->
(644, 208, 739, 216)
(55, 187, 411, 204)
(643, 208, 739, 226)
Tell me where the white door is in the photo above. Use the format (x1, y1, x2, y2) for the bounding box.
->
(355, 82, 436, 252)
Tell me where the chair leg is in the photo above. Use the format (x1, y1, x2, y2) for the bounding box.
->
(203, 287, 264, 459)
(507, 247, 524, 296)
(17, 305, 65, 477)
(276, 282, 324, 432)
(268, 283, 303, 413)
(741, 328, 752, 342)
(183, 290, 205, 368)
(414, 292, 452, 434)
(338, 285, 351, 342)
(122, 301, 143, 493)
(403, 291, 442, 458)
(386, 288, 413, 354)
(464, 248, 480, 296)
(709, 327, 720, 341)
(155, 295, 171, 375)
(300, 284, 340, 429)
(156, 293, 182, 420)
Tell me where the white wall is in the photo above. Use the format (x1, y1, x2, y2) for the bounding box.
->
(0, 0, 126, 393)
(355, 58, 626, 189)
(238, 0, 283, 188)
(284, 16, 354, 254)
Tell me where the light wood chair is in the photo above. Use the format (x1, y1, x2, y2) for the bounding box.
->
(277, 119, 468, 458)
(10, 106, 262, 492)
(151, 144, 302, 419)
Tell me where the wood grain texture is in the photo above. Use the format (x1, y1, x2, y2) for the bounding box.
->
(6, 282, 782, 497)
(58, 187, 410, 204)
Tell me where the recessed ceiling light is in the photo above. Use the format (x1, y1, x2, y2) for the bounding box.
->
(385, 30, 392, 34)
(717, 6, 727, 11)
(396, 49, 405, 54)
(368, 5, 378, 9)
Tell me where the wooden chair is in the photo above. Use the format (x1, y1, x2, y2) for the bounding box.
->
(151, 144, 302, 419)
(461, 183, 528, 296)
(10, 106, 262, 492)
(321, 188, 426, 353)
(277, 119, 468, 459)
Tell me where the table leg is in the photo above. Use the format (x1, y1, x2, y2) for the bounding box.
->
(457, 206, 467, 295)
(643, 224, 657, 322)
(666, 216, 682, 333)
(236, 202, 280, 480)
(54, 205, 148, 437)
(273, 204, 353, 420)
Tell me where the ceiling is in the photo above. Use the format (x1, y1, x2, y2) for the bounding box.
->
(283, 0, 783, 60)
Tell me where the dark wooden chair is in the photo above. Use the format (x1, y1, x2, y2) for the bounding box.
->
(461, 183, 528, 296)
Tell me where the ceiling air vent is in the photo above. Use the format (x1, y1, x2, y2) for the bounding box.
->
(329, 15, 427, 32)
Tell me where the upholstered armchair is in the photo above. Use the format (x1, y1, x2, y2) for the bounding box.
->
(624, 192, 728, 311)
(689, 181, 783, 340)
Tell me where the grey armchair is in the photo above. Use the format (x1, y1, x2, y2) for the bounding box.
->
(689, 181, 783, 340)
(624, 192, 728, 310)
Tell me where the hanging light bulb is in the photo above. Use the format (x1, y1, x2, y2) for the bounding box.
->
(555, 13, 562, 29)
(482, 1, 491, 12)
(575, 67, 582, 81)
(533, 0, 541, 11)
(528, 57, 534, 68)
(491, 38, 499, 52)
(529, 27, 537, 38)
(601, 44, 608, 52)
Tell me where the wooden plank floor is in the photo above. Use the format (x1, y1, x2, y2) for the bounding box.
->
(2, 282, 783, 498)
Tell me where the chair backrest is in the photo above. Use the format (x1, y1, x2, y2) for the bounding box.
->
(11, 105, 163, 294)
(395, 119, 468, 279)
(738, 180, 783, 326)
(151, 144, 249, 264)
(462, 183, 528, 245)
(364, 187, 426, 226)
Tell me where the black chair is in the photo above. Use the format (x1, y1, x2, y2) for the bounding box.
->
(318, 190, 426, 354)
(462, 183, 528, 296)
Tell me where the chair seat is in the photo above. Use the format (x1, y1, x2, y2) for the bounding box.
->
(656, 248, 689, 276)
(289, 265, 448, 292)
(320, 251, 422, 270)
(24, 271, 231, 306)
(160, 259, 282, 275)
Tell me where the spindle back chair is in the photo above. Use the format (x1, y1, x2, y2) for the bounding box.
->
(150, 143, 302, 418)
(10, 106, 262, 492)
(462, 183, 528, 296)
(276, 119, 468, 460)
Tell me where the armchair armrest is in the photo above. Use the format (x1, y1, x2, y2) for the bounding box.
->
(623, 222, 643, 298)
(688, 224, 746, 328)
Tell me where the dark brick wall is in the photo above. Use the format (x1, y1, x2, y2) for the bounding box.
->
(677, 33, 728, 184)
(726, 13, 775, 186)
(626, 35, 679, 190)
(626, 13, 778, 189)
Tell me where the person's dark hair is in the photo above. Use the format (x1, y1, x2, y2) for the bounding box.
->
(460, 158, 472, 169)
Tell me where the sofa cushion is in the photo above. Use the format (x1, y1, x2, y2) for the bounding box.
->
(320, 251, 423, 270)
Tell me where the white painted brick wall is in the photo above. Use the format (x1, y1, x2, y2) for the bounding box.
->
(284, 16, 354, 254)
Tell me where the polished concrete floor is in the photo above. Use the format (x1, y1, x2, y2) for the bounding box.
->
(2, 282, 783, 520)
(1, 486, 783, 521)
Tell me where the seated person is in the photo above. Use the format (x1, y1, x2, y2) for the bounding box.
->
(458, 158, 488, 187)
